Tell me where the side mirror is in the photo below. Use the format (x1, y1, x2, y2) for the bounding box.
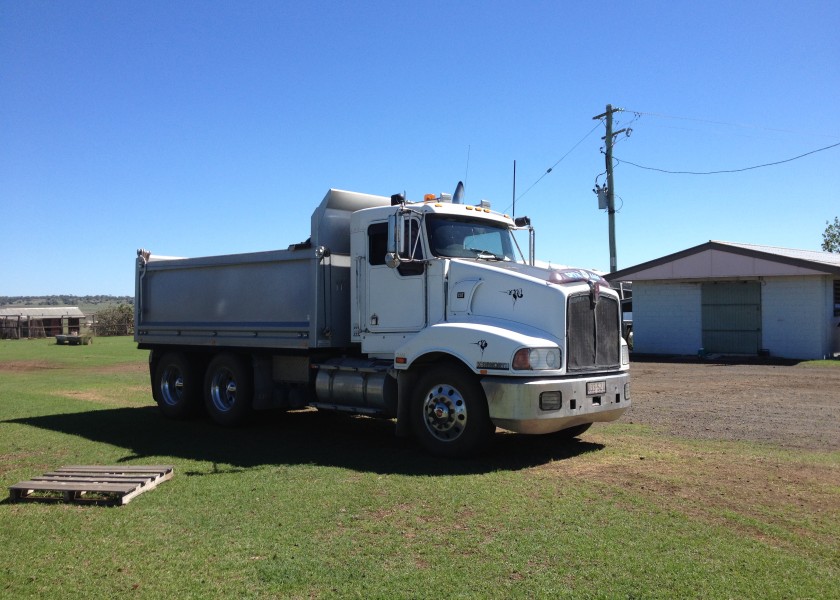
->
(386, 213, 405, 268)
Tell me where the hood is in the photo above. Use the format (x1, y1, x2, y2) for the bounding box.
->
(452, 259, 608, 288)
(446, 259, 611, 343)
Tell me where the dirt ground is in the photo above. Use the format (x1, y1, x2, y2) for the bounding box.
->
(550, 359, 840, 552)
(625, 359, 840, 451)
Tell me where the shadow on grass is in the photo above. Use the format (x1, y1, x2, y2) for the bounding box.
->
(4, 407, 604, 476)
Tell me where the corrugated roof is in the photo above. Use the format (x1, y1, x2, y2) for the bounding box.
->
(714, 241, 840, 267)
(607, 241, 840, 282)
(0, 307, 86, 318)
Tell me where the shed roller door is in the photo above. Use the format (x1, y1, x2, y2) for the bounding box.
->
(701, 282, 761, 354)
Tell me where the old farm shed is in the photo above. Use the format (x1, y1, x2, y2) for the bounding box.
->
(0, 307, 86, 339)
(607, 241, 840, 360)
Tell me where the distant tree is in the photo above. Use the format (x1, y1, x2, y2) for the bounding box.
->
(94, 303, 134, 336)
(823, 217, 840, 253)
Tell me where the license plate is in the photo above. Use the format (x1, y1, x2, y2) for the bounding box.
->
(586, 381, 606, 396)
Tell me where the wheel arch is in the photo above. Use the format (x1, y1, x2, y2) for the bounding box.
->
(407, 350, 474, 372)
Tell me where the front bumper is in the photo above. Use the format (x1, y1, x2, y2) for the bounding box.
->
(481, 372, 630, 434)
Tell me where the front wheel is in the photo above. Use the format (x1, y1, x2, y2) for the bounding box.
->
(411, 365, 495, 458)
(204, 353, 253, 426)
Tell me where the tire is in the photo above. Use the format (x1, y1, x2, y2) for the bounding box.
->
(204, 353, 253, 426)
(411, 365, 495, 458)
(152, 352, 201, 419)
(551, 423, 592, 440)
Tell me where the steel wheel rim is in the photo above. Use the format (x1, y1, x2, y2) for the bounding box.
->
(210, 368, 237, 413)
(422, 383, 467, 442)
(160, 366, 184, 407)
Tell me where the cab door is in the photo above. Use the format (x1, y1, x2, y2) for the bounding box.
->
(365, 220, 425, 332)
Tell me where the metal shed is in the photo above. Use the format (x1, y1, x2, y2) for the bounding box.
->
(0, 307, 86, 339)
(606, 241, 840, 360)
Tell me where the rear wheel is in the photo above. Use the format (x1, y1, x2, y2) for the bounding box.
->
(204, 353, 253, 426)
(152, 352, 200, 419)
(411, 365, 494, 458)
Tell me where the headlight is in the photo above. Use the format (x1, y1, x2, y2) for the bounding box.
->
(512, 347, 562, 370)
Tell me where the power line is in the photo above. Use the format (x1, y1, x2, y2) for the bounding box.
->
(613, 141, 840, 175)
(623, 109, 838, 139)
(503, 121, 603, 213)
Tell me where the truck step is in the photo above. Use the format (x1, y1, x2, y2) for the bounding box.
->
(309, 402, 385, 416)
(8, 465, 174, 506)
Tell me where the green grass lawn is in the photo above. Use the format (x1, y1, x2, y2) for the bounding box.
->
(1, 338, 837, 598)
(800, 358, 840, 368)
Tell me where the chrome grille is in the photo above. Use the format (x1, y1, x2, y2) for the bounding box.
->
(567, 293, 620, 371)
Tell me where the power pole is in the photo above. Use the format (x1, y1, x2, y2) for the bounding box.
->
(593, 104, 627, 273)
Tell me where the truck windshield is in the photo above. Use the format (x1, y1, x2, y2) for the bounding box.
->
(426, 215, 518, 261)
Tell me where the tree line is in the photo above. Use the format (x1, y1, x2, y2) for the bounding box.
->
(0, 295, 133, 307)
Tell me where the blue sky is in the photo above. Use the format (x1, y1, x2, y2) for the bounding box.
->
(2, 0, 838, 296)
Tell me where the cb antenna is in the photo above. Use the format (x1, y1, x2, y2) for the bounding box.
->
(464, 145, 471, 196)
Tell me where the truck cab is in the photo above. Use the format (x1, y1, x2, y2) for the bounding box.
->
(345, 194, 630, 455)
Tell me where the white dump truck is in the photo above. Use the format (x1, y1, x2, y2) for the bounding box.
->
(135, 186, 630, 456)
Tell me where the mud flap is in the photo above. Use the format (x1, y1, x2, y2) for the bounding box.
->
(394, 369, 416, 437)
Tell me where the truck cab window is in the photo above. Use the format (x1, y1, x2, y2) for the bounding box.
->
(368, 223, 388, 266)
(367, 220, 425, 275)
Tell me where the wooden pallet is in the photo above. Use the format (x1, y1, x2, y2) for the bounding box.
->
(9, 465, 174, 506)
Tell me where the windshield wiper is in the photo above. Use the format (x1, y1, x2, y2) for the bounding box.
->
(466, 247, 504, 261)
